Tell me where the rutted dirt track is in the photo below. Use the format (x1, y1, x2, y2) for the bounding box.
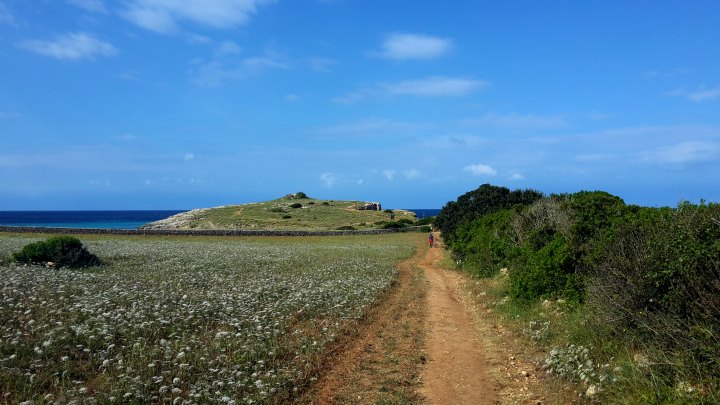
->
(418, 242, 498, 404)
(307, 234, 562, 404)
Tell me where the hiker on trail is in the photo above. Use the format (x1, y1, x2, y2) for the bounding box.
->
(428, 233, 434, 248)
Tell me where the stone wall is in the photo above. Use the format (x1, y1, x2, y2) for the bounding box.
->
(0, 225, 423, 237)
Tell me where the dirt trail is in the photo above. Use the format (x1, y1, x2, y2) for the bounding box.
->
(417, 242, 498, 404)
(306, 234, 561, 404)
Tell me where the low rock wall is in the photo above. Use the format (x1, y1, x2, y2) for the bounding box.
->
(0, 225, 423, 237)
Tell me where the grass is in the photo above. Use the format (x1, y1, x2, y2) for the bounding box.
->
(149, 195, 417, 230)
(0, 232, 416, 403)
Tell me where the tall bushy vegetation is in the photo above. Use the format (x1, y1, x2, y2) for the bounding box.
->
(434, 183, 543, 247)
(440, 184, 720, 401)
(13, 236, 102, 268)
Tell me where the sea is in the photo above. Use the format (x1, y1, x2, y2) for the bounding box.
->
(0, 209, 441, 230)
(0, 211, 187, 230)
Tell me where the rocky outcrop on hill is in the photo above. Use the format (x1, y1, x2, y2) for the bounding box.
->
(138, 207, 208, 229)
(358, 202, 382, 211)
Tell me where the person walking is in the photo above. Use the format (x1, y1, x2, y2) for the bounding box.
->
(428, 233, 434, 248)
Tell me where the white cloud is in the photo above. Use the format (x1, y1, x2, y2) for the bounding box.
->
(116, 133, 141, 141)
(184, 153, 195, 161)
(123, 0, 275, 33)
(0, 111, 21, 119)
(463, 164, 497, 176)
(19, 32, 116, 61)
(314, 118, 425, 136)
(89, 179, 111, 187)
(460, 112, 568, 129)
(307, 57, 338, 72)
(383, 170, 396, 181)
(688, 86, 720, 102)
(669, 85, 720, 102)
(320, 172, 338, 187)
(401, 169, 421, 180)
(377, 33, 452, 60)
(190, 49, 288, 87)
(0, 2, 15, 25)
(509, 172, 525, 180)
(383, 77, 489, 97)
(67, 0, 107, 13)
(216, 40, 242, 55)
(334, 76, 489, 103)
(184, 33, 212, 45)
(638, 141, 720, 164)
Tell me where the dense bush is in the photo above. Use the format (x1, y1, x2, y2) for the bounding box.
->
(289, 203, 303, 209)
(587, 203, 720, 391)
(336, 226, 355, 230)
(452, 208, 518, 277)
(270, 207, 285, 213)
(381, 221, 408, 229)
(416, 216, 435, 226)
(13, 236, 101, 268)
(435, 183, 543, 247)
(440, 183, 720, 401)
(418, 225, 432, 233)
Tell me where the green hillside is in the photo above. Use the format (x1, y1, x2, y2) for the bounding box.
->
(141, 193, 418, 230)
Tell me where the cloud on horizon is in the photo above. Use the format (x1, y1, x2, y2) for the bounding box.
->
(19, 32, 117, 60)
(376, 33, 453, 61)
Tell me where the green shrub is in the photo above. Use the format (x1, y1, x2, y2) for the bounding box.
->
(397, 218, 414, 225)
(307, 201, 315, 205)
(336, 226, 355, 230)
(13, 236, 101, 268)
(282, 215, 292, 219)
(435, 183, 543, 247)
(382, 221, 407, 229)
(322, 202, 330, 206)
(289, 203, 302, 209)
(294, 191, 308, 199)
(416, 216, 435, 226)
(418, 225, 432, 233)
(270, 207, 285, 213)
(510, 234, 580, 303)
(384, 209, 394, 213)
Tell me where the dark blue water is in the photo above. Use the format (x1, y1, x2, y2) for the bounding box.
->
(0, 211, 186, 230)
(405, 209, 441, 219)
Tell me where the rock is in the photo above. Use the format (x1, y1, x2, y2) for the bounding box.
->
(585, 384, 598, 397)
(357, 202, 382, 211)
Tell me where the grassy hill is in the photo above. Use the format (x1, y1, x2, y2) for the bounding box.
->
(141, 193, 418, 231)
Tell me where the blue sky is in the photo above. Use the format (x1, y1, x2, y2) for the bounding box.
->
(1, 0, 718, 210)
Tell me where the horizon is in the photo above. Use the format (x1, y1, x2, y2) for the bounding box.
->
(1, 1, 718, 210)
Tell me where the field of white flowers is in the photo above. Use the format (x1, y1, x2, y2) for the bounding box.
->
(0, 234, 415, 404)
